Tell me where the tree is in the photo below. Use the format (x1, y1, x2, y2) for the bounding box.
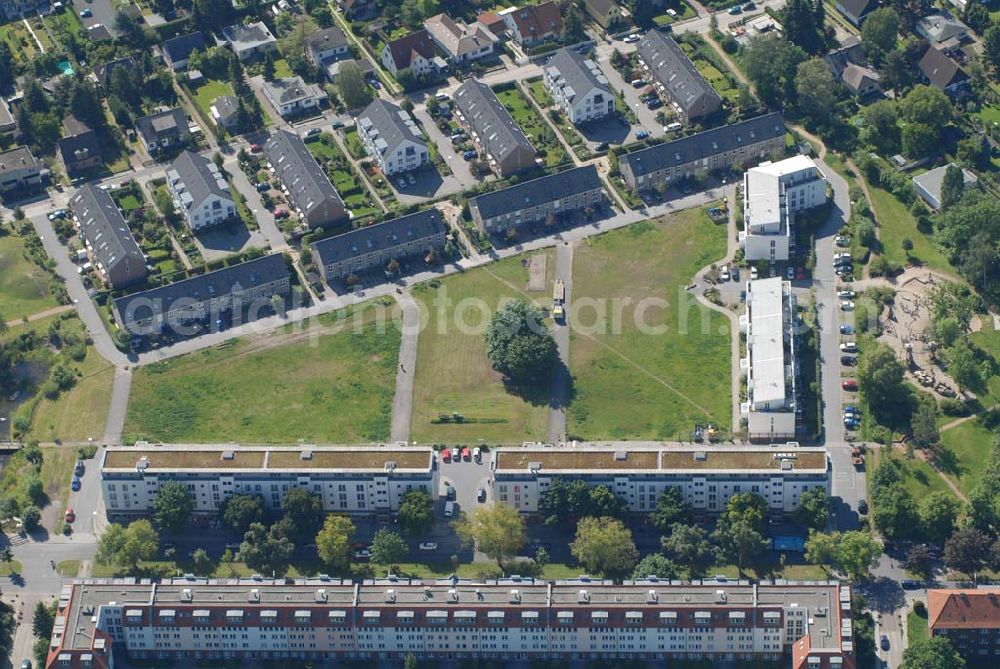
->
(455, 503, 525, 568)
(153, 482, 194, 532)
(904, 543, 935, 581)
(872, 484, 919, 539)
(862, 100, 900, 154)
(946, 340, 984, 394)
(805, 531, 841, 565)
(96, 520, 159, 571)
(587, 485, 628, 520)
(918, 492, 960, 544)
(570, 516, 639, 578)
(901, 636, 966, 669)
(720, 493, 767, 534)
(221, 493, 264, 533)
(713, 519, 768, 575)
(240, 522, 294, 577)
(957, 136, 990, 170)
(900, 84, 953, 126)
(336, 61, 373, 109)
(742, 35, 807, 107)
(858, 344, 905, 406)
(21, 505, 40, 532)
(562, 7, 585, 43)
(485, 299, 557, 384)
(985, 21, 1000, 73)
(315, 515, 356, 572)
(945, 527, 990, 577)
(794, 58, 838, 127)
(793, 489, 829, 534)
(902, 122, 939, 159)
(940, 164, 965, 210)
(632, 553, 679, 580)
(861, 7, 900, 65)
(836, 531, 882, 581)
(191, 548, 213, 575)
(370, 529, 407, 566)
(398, 489, 434, 536)
(282, 488, 325, 541)
(661, 522, 716, 578)
(782, 0, 824, 53)
(881, 48, 911, 92)
(32, 601, 54, 638)
(911, 395, 940, 448)
(651, 487, 689, 532)
(629, 0, 655, 28)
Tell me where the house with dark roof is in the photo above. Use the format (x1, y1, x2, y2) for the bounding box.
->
(0, 98, 16, 134)
(222, 22, 278, 62)
(469, 165, 604, 234)
(57, 114, 102, 176)
(70, 184, 146, 289)
(261, 76, 327, 118)
(380, 29, 442, 77)
(0, 145, 41, 193)
(928, 589, 1000, 662)
(0, 0, 46, 22)
(503, 2, 563, 46)
(918, 46, 970, 97)
(636, 31, 722, 123)
(453, 79, 537, 177)
(336, 0, 376, 20)
(619, 113, 786, 192)
(210, 95, 240, 130)
(544, 48, 615, 125)
(424, 13, 496, 64)
(583, 0, 624, 30)
(93, 57, 135, 88)
(135, 108, 190, 154)
(477, 11, 507, 38)
(824, 38, 881, 97)
(166, 151, 236, 231)
(834, 0, 877, 25)
(265, 128, 348, 229)
(112, 253, 291, 337)
(311, 209, 447, 281)
(356, 99, 429, 175)
(162, 31, 205, 71)
(305, 26, 350, 68)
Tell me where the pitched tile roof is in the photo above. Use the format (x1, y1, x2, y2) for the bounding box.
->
(636, 30, 721, 119)
(453, 79, 536, 167)
(356, 99, 426, 157)
(384, 29, 436, 69)
(508, 1, 562, 40)
(620, 112, 785, 178)
(545, 47, 611, 104)
(928, 589, 1000, 630)
(835, 0, 876, 20)
(470, 165, 601, 220)
(166, 150, 232, 213)
(424, 13, 495, 58)
(70, 185, 145, 279)
(264, 128, 345, 221)
(918, 45, 968, 90)
(311, 209, 446, 266)
(162, 31, 205, 65)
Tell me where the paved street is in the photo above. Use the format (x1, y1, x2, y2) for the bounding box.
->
(547, 242, 573, 443)
(411, 103, 481, 190)
(390, 292, 420, 443)
(102, 366, 132, 445)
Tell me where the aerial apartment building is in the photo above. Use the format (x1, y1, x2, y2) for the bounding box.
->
(635, 30, 722, 123)
(265, 128, 348, 229)
(355, 99, 430, 176)
(46, 576, 855, 669)
(100, 444, 439, 516)
(741, 278, 798, 441)
(928, 589, 1000, 662)
(543, 47, 615, 125)
(453, 79, 537, 177)
(69, 185, 147, 289)
(166, 151, 237, 231)
(492, 445, 828, 517)
(741, 155, 827, 263)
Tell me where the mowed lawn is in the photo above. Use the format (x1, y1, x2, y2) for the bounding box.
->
(938, 417, 995, 497)
(124, 306, 400, 443)
(28, 346, 114, 443)
(868, 185, 953, 274)
(0, 234, 59, 318)
(568, 209, 731, 440)
(868, 447, 958, 502)
(409, 251, 555, 443)
(190, 79, 234, 121)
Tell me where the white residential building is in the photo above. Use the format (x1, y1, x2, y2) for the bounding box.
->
(741, 278, 798, 441)
(741, 155, 827, 263)
(355, 99, 429, 175)
(166, 150, 236, 231)
(543, 47, 615, 125)
(100, 445, 438, 517)
(492, 446, 827, 517)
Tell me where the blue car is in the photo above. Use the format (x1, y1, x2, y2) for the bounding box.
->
(71, 476, 81, 491)
(636, 130, 650, 140)
(840, 324, 855, 335)
(463, 150, 477, 160)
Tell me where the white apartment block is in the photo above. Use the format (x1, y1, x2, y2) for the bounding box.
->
(47, 576, 856, 669)
(166, 151, 236, 231)
(543, 48, 615, 125)
(492, 446, 828, 517)
(741, 155, 827, 263)
(741, 278, 798, 441)
(355, 99, 430, 176)
(100, 445, 438, 517)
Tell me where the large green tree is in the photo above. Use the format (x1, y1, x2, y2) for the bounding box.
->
(860, 7, 900, 65)
(651, 487, 690, 532)
(96, 520, 159, 571)
(282, 488, 325, 541)
(336, 61, 373, 109)
(661, 522, 716, 578)
(454, 503, 526, 569)
(632, 553, 679, 580)
(153, 482, 194, 533)
(742, 35, 807, 108)
(782, 0, 824, 54)
(315, 515, 356, 573)
(241, 522, 295, 577)
(570, 516, 639, 578)
(940, 164, 966, 210)
(398, 489, 434, 536)
(945, 527, 990, 576)
(795, 487, 830, 532)
(918, 492, 960, 543)
(485, 299, 557, 384)
(370, 529, 408, 566)
(220, 494, 265, 533)
(836, 531, 882, 581)
(794, 58, 838, 127)
(901, 636, 966, 669)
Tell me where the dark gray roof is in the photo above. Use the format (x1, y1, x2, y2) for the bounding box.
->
(545, 47, 611, 104)
(453, 79, 536, 166)
(213, 95, 240, 121)
(58, 131, 101, 171)
(357, 99, 425, 157)
(305, 26, 349, 53)
(637, 31, 721, 119)
(620, 113, 786, 179)
(836, 0, 876, 20)
(166, 151, 232, 212)
(222, 21, 277, 50)
(113, 253, 290, 328)
(262, 76, 325, 105)
(264, 128, 345, 219)
(470, 165, 601, 220)
(135, 108, 187, 142)
(918, 46, 968, 90)
(0, 145, 38, 171)
(311, 209, 445, 266)
(93, 57, 134, 86)
(70, 185, 144, 276)
(162, 31, 205, 64)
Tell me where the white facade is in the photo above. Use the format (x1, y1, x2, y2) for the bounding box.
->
(740, 155, 827, 263)
(492, 447, 828, 516)
(543, 51, 615, 125)
(356, 103, 430, 175)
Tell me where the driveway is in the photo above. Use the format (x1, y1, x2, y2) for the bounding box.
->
(228, 157, 289, 251)
(412, 103, 480, 190)
(595, 58, 664, 140)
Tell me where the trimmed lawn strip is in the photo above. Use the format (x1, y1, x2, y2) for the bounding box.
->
(124, 304, 399, 443)
(569, 209, 732, 440)
(409, 252, 556, 443)
(867, 185, 953, 274)
(907, 606, 928, 641)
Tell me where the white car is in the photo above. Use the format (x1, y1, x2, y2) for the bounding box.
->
(750, 266, 759, 280)
(834, 252, 852, 261)
(720, 267, 730, 281)
(623, 34, 640, 43)
(354, 549, 371, 560)
(418, 542, 438, 551)
(840, 342, 858, 353)
(450, 447, 460, 461)
(841, 301, 856, 311)
(836, 235, 851, 247)
(838, 290, 856, 299)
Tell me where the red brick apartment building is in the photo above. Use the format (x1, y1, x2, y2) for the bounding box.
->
(928, 589, 1000, 662)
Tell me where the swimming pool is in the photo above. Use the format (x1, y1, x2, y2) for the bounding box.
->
(58, 60, 74, 76)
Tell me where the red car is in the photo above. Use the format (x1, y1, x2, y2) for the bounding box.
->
(461, 447, 471, 461)
(842, 380, 858, 391)
(64, 508, 75, 523)
(441, 449, 451, 463)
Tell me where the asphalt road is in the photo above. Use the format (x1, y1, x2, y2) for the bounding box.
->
(547, 242, 573, 443)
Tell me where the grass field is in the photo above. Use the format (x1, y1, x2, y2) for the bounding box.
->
(0, 234, 59, 319)
(27, 346, 114, 443)
(868, 447, 958, 502)
(907, 606, 928, 642)
(938, 418, 995, 497)
(495, 87, 569, 168)
(190, 79, 234, 122)
(0, 22, 40, 65)
(124, 305, 400, 443)
(409, 252, 556, 443)
(868, 185, 953, 274)
(568, 208, 731, 440)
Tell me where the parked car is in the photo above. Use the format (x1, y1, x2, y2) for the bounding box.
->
(646, 98, 662, 109)
(435, 92, 450, 102)
(635, 129, 650, 139)
(354, 549, 371, 560)
(840, 342, 858, 353)
(255, 182, 270, 193)
(477, 488, 487, 502)
(623, 33, 640, 43)
(441, 449, 451, 463)
(274, 208, 289, 219)
(750, 266, 759, 280)
(419, 542, 438, 551)
(841, 300, 855, 311)
(880, 635, 890, 651)
(595, 142, 608, 151)
(731, 266, 739, 281)
(473, 447, 481, 461)
(743, 1, 756, 8)
(842, 380, 858, 391)
(840, 324, 855, 335)
(21, 660, 31, 669)
(463, 150, 477, 160)
(841, 355, 856, 366)
(80, 7, 91, 16)
(331, 120, 345, 129)
(728, 4, 742, 13)
(720, 266, 730, 281)
(71, 476, 81, 491)
(786, 266, 795, 279)
(65, 508, 75, 523)
(837, 290, 856, 299)
(446, 485, 456, 500)
(407, 173, 416, 185)
(74, 460, 84, 476)
(901, 579, 921, 590)
(858, 499, 868, 514)
(461, 447, 471, 461)
(304, 128, 321, 137)
(450, 447, 460, 461)
(836, 235, 850, 247)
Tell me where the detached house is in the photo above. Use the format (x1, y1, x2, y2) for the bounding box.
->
(918, 46, 970, 98)
(834, 0, 877, 26)
(166, 151, 236, 231)
(477, 11, 507, 38)
(261, 76, 327, 118)
(135, 108, 190, 154)
(211, 95, 240, 130)
(305, 26, 350, 68)
(312, 209, 447, 281)
(0, 145, 42, 193)
(356, 99, 429, 175)
(381, 30, 442, 77)
(222, 22, 278, 62)
(424, 13, 496, 64)
(636, 30, 722, 123)
(70, 184, 146, 289)
(583, 0, 624, 30)
(162, 31, 205, 71)
(453, 79, 537, 177)
(503, 2, 563, 46)
(544, 47, 615, 125)
(265, 128, 348, 229)
(824, 37, 881, 97)
(57, 114, 102, 176)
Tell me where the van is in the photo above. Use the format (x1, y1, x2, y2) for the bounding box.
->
(630, 79, 646, 88)
(444, 501, 456, 518)
(473, 447, 481, 462)
(665, 122, 682, 133)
